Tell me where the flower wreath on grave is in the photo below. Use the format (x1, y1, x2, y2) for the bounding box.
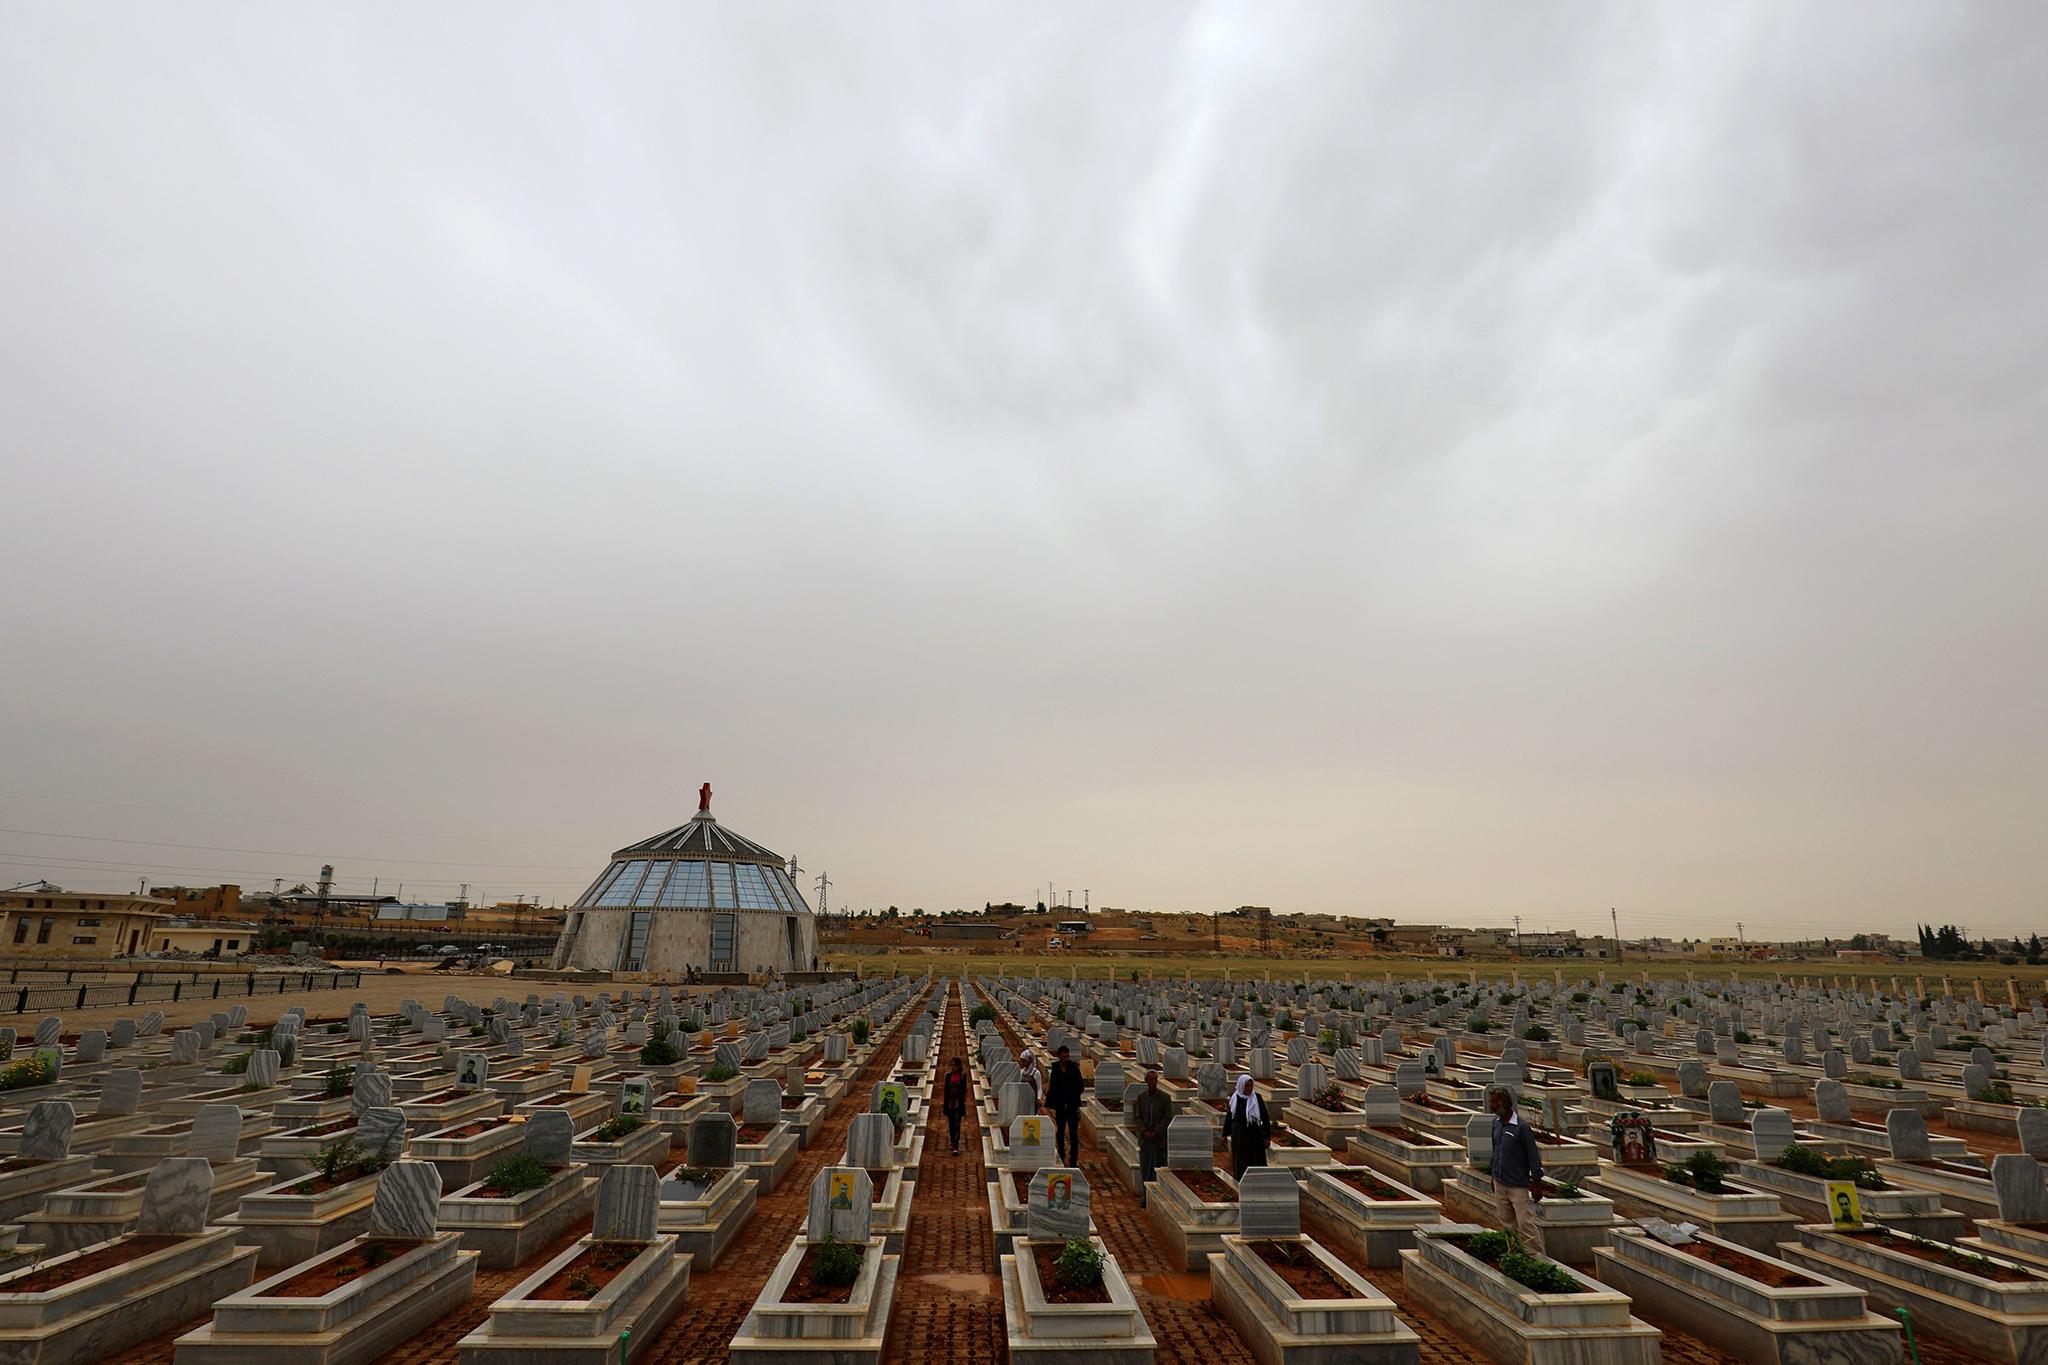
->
(1609, 1111, 1656, 1165)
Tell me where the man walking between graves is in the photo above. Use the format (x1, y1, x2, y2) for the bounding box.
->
(942, 1056, 970, 1156)
(1488, 1084, 1545, 1250)
(1048, 1044, 1086, 1167)
(1017, 1051, 1043, 1114)
(1225, 1073, 1272, 1178)
(1133, 1065, 1173, 1205)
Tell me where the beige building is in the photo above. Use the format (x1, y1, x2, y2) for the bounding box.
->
(0, 889, 170, 958)
(150, 920, 266, 956)
(551, 788, 818, 978)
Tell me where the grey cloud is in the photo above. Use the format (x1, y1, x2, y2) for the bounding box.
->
(1, 3, 2042, 936)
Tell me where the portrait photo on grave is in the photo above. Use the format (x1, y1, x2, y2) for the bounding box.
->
(1826, 1180, 1863, 1228)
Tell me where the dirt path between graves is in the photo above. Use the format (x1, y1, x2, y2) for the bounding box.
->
(621, 982, 936, 1365)
(978, 986, 1263, 1365)
(883, 982, 1006, 1361)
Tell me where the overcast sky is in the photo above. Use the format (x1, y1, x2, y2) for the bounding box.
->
(3, 4, 2044, 940)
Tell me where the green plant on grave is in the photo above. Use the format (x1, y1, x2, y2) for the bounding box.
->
(1053, 1238, 1105, 1289)
(323, 1063, 355, 1097)
(567, 1269, 601, 1298)
(1458, 1228, 1577, 1294)
(1498, 1244, 1578, 1294)
(1550, 1179, 1582, 1199)
(640, 1036, 680, 1067)
(484, 1153, 553, 1196)
(361, 1241, 393, 1268)
(220, 1049, 253, 1075)
(851, 1019, 870, 1045)
(812, 1235, 863, 1286)
(1461, 1229, 1513, 1261)
(1771, 1145, 1886, 1188)
(1974, 1081, 2017, 1106)
(5, 1055, 61, 1090)
(1624, 1072, 1658, 1087)
(1521, 1024, 1552, 1043)
(1845, 1073, 1903, 1090)
(969, 1005, 996, 1026)
(318, 1135, 385, 1184)
(704, 1064, 738, 1083)
(1671, 1151, 1729, 1192)
(592, 1115, 642, 1142)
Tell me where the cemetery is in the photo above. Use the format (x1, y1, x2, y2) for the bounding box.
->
(0, 959, 2034, 1364)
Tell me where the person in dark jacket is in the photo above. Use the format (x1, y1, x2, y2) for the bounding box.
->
(1132, 1066, 1174, 1204)
(942, 1057, 970, 1155)
(1046, 1045, 1086, 1167)
(1488, 1084, 1545, 1249)
(1224, 1073, 1271, 1177)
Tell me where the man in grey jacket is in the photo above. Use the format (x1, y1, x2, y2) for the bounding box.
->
(1131, 1066, 1174, 1205)
(1488, 1084, 1545, 1250)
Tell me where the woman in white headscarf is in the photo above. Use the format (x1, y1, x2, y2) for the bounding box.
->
(1224, 1073, 1271, 1177)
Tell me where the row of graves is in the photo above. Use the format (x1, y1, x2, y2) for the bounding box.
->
(0, 970, 932, 1365)
(727, 982, 945, 1363)
(971, 965, 2048, 1365)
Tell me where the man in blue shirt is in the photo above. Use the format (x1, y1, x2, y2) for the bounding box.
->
(1488, 1084, 1545, 1250)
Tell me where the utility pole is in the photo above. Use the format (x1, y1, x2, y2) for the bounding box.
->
(815, 872, 832, 919)
(1084, 889, 1089, 914)
(1212, 911, 1220, 951)
(1513, 915, 1522, 955)
(1611, 907, 1621, 963)
(315, 863, 333, 944)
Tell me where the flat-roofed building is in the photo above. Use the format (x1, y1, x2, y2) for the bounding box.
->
(0, 889, 170, 958)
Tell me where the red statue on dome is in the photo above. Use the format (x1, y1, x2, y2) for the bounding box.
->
(699, 782, 712, 813)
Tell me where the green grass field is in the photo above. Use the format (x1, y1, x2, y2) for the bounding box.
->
(826, 947, 2048, 1001)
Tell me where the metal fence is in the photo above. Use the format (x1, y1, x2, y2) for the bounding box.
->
(2, 970, 364, 1015)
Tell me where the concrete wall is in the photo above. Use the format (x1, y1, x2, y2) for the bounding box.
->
(553, 904, 818, 976)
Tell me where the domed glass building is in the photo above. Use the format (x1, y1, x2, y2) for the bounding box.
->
(550, 786, 817, 977)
